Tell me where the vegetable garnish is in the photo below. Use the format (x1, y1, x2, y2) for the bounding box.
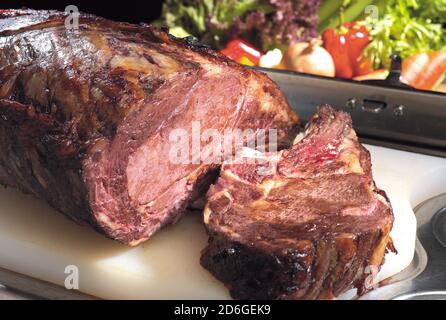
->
(402, 51, 446, 90)
(322, 22, 372, 79)
(259, 48, 283, 68)
(363, 0, 446, 69)
(282, 39, 335, 77)
(156, 0, 322, 51)
(220, 39, 263, 66)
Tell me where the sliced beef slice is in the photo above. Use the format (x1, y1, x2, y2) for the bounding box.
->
(201, 105, 394, 299)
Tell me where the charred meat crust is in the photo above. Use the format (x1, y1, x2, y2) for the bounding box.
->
(0, 10, 299, 245)
(201, 106, 394, 300)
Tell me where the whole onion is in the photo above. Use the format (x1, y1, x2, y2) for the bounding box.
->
(282, 39, 335, 77)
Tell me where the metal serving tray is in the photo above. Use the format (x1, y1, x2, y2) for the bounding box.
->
(360, 194, 446, 300)
(257, 67, 446, 158)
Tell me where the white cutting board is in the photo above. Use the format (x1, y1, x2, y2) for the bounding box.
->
(0, 145, 445, 300)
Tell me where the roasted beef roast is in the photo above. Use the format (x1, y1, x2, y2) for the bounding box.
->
(0, 10, 299, 245)
(201, 106, 395, 299)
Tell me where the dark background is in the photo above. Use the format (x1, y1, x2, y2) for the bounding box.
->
(0, 0, 163, 23)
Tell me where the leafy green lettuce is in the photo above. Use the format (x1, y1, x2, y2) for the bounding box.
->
(155, 0, 322, 51)
(364, 0, 446, 68)
(417, 0, 446, 23)
(155, 0, 274, 49)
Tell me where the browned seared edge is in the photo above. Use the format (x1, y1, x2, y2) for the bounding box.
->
(0, 10, 299, 245)
(201, 106, 395, 299)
